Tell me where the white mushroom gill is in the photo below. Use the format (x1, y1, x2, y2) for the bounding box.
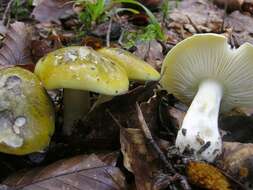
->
(176, 80, 223, 162)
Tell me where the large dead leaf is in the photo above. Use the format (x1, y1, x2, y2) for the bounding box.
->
(219, 142, 253, 189)
(213, 0, 243, 11)
(120, 127, 171, 190)
(220, 115, 253, 143)
(3, 152, 127, 190)
(0, 22, 33, 66)
(32, 0, 74, 24)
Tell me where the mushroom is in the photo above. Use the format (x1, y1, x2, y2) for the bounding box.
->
(160, 33, 253, 162)
(0, 67, 54, 155)
(97, 47, 160, 81)
(86, 47, 161, 110)
(34, 46, 129, 136)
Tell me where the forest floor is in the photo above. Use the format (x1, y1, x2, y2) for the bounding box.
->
(0, 0, 253, 189)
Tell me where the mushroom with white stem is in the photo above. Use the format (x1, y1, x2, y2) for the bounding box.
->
(0, 67, 54, 155)
(160, 33, 253, 162)
(34, 46, 129, 136)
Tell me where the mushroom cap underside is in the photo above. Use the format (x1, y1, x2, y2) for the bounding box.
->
(97, 47, 161, 81)
(35, 46, 129, 95)
(0, 67, 54, 155)
(160, 33, 253, 112)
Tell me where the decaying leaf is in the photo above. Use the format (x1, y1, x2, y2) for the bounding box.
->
(134, 40, 163, 70)
(219, 115, 253, 143)
(120, 127, 170, 190)
(0, 22, 33, 66)
(3, 152, 127, 190)
(169, 0, 223, 35)
(187, 161, 231, 190)
(31, 0, 74, 24)
(224, 11, 253, 45)
(213, 0, 244, 12)
(219, 142, 253, 188)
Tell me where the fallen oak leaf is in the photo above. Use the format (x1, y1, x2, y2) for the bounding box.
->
(31, 0, 74, 24)
(3, 153, 127, 190)
(0, 22, 33, 66)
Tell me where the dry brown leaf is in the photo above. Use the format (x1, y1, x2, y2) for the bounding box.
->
(134, 40, 163, 71)
(218, 142, 253, 188)
(32, 0, 74, 24)
(3, 153, 127, 190)
(120, 127, 170, 190)
(0, 22, 33, 66)
(219, 115, 253, 143)
(213, 0, 244, 11)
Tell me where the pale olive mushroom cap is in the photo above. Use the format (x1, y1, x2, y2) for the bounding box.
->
(0, 67, 54, 155)
(160, 33, 253, 112)
(97, 47, 160, 81)
(35, 46, 129, 95)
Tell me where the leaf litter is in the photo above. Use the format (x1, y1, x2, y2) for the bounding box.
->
(1, 0, 253, 189)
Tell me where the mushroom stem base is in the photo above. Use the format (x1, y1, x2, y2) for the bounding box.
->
(175, 80, 223, 162)
(63, 89, 90, 136)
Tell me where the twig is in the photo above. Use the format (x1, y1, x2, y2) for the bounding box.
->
(2, 0, 15, 26)
(118, 30, 125, 46)
(170, 174, 192, 190)
(144, 41, 151, 62)
(136, 102, 175, 173)
(186, 15, 201, 33)
(136, 103, 192, 190)
(106, 109, 124, 128)
(220, 0, 228, 33)
(106, 18, 112, 47)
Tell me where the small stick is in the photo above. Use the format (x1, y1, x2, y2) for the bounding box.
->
(136, 103, 192, 189)
(2, 0, 15, 26)
(186, 15, 201, 33)
(106, 109, 124, 128)
(136, 102, 175, 173)
(106, 18, 112, 47)
(220, 0, 228, 33)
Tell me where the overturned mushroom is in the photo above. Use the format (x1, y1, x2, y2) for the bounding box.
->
(160, 33, 253, 162)
(35, 46, 129, 136)
(0, 67, 54, 155)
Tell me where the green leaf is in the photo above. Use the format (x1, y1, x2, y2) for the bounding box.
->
(114, 0, 165, 40)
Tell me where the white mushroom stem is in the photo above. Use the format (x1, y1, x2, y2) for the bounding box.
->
(175, 80, 223, 162)
(63, 89, 90, 136)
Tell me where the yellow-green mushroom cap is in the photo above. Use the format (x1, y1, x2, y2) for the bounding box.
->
(97, 47, 160, 81)
(0, 67, 54, 155)
(160, 33, 253, 112)
(35, 46, 129, 95)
